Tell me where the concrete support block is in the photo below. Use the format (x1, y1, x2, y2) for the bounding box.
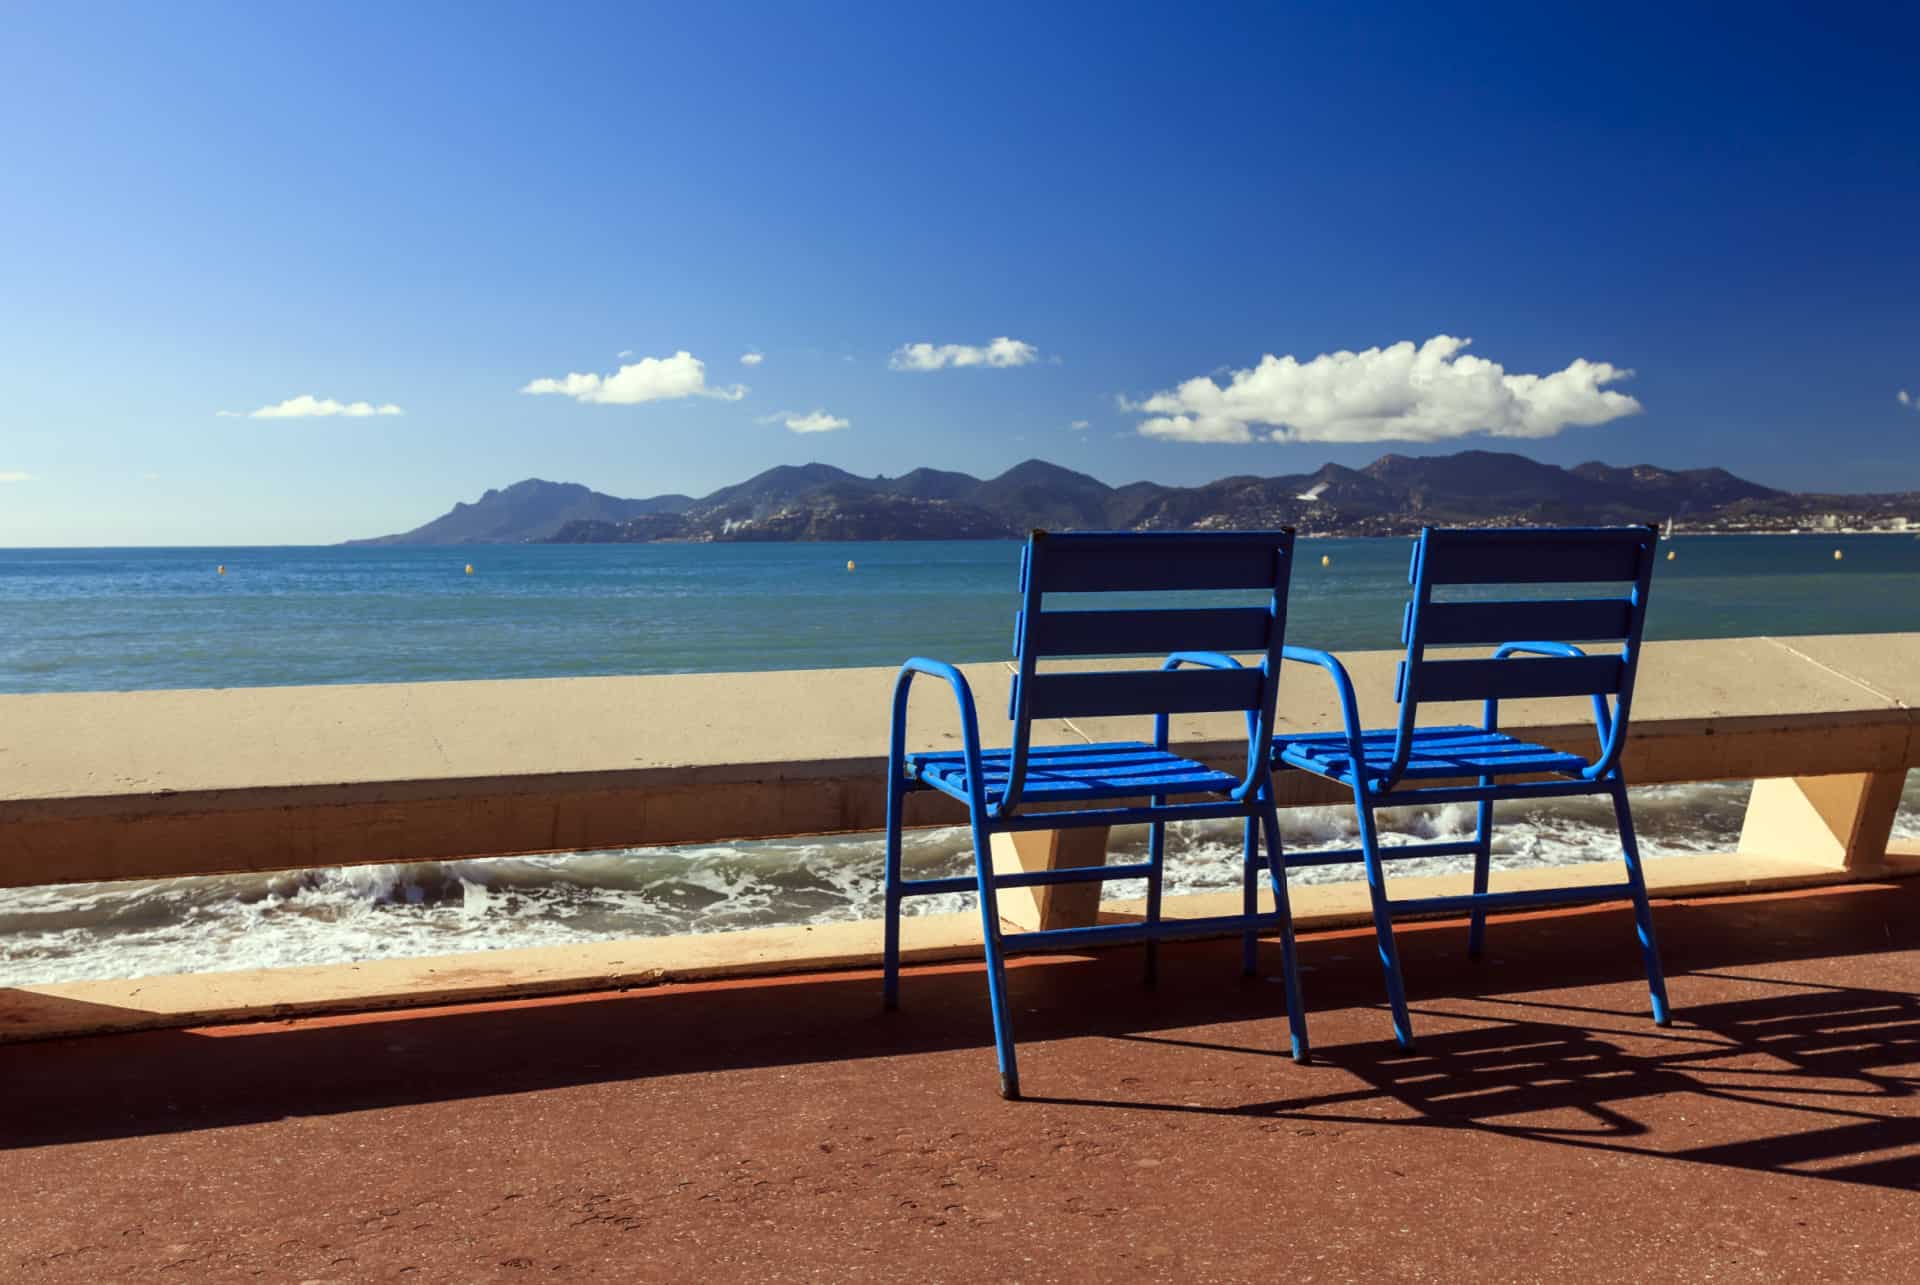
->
(1737, 771, 1906, 872)
(988, 827, 1111, 931)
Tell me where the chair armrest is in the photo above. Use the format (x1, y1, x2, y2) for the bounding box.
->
(1162, 650, 1244, 670)
(1156, 652, 1252, 750)
(1279, 646, 1370, 778)
(890, 658, 993, 809)
(1492, 641, 1588, 660)
(1489, 642, 1613, 770)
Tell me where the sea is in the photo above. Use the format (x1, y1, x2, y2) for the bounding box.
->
(3, 534, 1918, 984)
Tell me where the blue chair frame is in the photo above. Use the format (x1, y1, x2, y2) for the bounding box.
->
(883, 529, 1308, 1099)
(1271, 525, 1670, 1050)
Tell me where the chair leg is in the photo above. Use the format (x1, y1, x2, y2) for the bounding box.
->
(1144, 806, 1166, 987)
(1241, 813, 1261, 978)
(1355, 787, 1414, 1050)
(969, 819, 1022, 1099)
(1257, 799, 1309, 1061)
(1610, 780, 1672, 1027)
(1467, 783, 1494, 960)
(882, 776, 906, 1012)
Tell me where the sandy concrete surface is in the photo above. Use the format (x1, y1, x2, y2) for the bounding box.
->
(5, 636, 1915, 802)
(2, 880, 1916, 1282)
(3, 635, 1916, 888)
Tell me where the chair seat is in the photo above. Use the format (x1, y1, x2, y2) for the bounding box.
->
(1276, 724, 1592, 785)
(907, 742, 1241, 804)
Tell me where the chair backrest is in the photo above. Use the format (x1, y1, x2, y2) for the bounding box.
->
(999, 529, 1296, 810)
(1391, 525, 1658, 781)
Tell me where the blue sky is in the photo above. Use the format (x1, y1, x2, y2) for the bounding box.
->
(1, 1, 1916, 545)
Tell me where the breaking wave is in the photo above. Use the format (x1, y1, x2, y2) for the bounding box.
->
(7, 774, 1910, 986)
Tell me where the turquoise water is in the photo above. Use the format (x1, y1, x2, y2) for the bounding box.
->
(4, 533, 1920, 693)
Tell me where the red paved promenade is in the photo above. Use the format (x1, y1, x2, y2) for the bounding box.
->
(4, 881, 1917, 1282)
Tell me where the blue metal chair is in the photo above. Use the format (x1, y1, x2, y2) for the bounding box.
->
(1274, 525, 1670, 1050)
(883, 529, 1308, 1099)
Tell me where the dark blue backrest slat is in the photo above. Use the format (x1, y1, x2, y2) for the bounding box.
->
(1415, 655, 1625, 703)
(1030, 534, 1289, 593)
(1419, 529, 1647, 585)
(1373, 525, 1656, 787)
(995, 528, 1294, 809)
(1418, 598, 1636, 646)
(1026, 667, 1267, 720)
(1031, 607, 1275, 658)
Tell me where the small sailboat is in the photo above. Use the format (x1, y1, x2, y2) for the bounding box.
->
(1661, 516, 1674, 541)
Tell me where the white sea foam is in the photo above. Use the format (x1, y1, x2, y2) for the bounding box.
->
(1, 774, 1914, 986)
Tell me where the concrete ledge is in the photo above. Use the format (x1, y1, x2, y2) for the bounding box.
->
(4, 633, 1917, 888)
(3, 634, 1912, 1044)
(5, 849, 1907, 1045)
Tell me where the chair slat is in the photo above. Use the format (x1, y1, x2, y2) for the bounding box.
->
(1413, 655, 1624, 702)
(1419, 531, 1649, 585)
(1029, 607, 1274, 658)
(1417, 598, 1635, 646)
(1031, 534, 1288, 592)
(1026, 666, 1265, 719)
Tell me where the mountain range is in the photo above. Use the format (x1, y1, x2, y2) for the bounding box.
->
(344, 450, 1918, 545)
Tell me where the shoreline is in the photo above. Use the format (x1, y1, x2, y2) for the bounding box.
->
(2, 528, 1918, 553)
(6, 776, 1847, 988)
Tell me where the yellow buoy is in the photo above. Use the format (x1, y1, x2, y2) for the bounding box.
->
(846, 559, 856, 571)
(216, 564, 225, 575)
(1833, 549, 1843, 561)
(1320, 554, 1330, 567)
(1666, 550, 1676, 561)
(465, 563, 474, 575)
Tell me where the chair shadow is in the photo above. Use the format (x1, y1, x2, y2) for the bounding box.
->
(1024, 974, 1920, 1192)
(3, 879, 1917, 1195)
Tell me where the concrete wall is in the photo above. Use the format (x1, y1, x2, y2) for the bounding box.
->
(3, 633, 1917, 1042)
(3, 634, 1916, 888)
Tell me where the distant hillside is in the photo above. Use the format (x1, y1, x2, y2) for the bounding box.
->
(969, 459, 1117, 529)
(694, 463, 870, 515)
(344, 479, 693, 545)
(349, 450, 1916, 545)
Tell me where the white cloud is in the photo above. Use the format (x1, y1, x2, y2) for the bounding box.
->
(1069, 419, 1090, 430)
(219, 395, 404, 419)
(740, 350, 764, 366)
(889, 336, 1039, 371)
(1900, 389, 1915, 409)
(785, 410, 849, 433)
(0, 471, 32, 482)
(1131, 335, 1641, 444)
(618, 349, 633, 359)
(521, 351, 746, 405)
